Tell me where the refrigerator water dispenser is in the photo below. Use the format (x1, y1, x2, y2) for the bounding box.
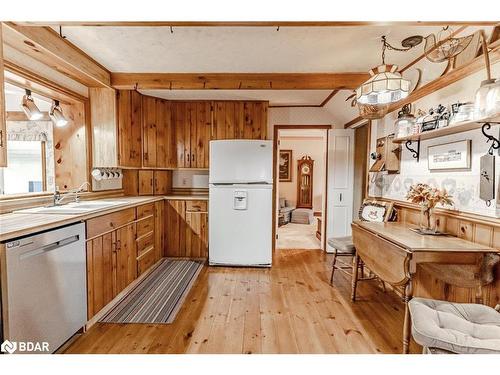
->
(233, 190, 248, 210)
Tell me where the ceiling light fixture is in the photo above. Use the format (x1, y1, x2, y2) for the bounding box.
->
(49, 100, 68, 127)
(21, 89, 44, 120)
(356, 35, 421, 106)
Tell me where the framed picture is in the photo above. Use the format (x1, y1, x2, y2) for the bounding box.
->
(279, 150, 292, 182)
(428, 140, 471, 170)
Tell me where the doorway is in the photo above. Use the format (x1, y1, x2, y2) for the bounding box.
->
(273, 125, 330, 250)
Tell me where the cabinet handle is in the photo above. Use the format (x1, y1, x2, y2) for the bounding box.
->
(187, 153, 190, 162)
(192, 153, 195, 162)
(0, 130, 3, 147)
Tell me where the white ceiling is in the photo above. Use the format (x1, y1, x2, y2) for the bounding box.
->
(58, 25, 454, 73)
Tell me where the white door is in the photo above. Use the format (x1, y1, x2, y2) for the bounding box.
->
(209, 184, 273, 266)
(326, 129, 354, 253)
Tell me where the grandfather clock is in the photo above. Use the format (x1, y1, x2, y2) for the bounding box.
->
(296, 156, 314, 209)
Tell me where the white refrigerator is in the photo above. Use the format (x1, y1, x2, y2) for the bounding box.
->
(209, 140, 273, 267)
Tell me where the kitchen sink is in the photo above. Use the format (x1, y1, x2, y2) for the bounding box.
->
(13, 200, 132, 215)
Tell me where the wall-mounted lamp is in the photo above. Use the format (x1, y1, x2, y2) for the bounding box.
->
(49, 99, 68, 127)
(21, 89, 43, 120)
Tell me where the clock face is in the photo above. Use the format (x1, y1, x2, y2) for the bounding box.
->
(301, 164, 310, 174)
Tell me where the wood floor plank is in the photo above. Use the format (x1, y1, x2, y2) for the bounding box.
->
(65, 250, 418, 354)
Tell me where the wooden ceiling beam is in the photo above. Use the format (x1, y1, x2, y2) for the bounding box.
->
(1, 22, 111, 88)
(344, 44, 500, 128)
(11, 21, 499, 27)
(111, 73, 369, 90)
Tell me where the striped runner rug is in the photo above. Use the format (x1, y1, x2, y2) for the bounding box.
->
(100, 259, 203, 324)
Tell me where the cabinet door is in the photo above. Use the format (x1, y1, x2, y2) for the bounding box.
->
(172, 102, 188, 168)
(90, 88, 117, 168)
(142, 96, 157, 168)
(86, 232, 115, 318)
(185, 211, 208, 258)
(117, 90, 142, 167)
(165, 200, 186, 257)
(0, 26, 7, 167)
(157, 100, 173, 168)
(114, 223, 137, 294)
(212, 101, 267, 140)
(155, 201, 164, 260)
(193, 102, 211, 168)
(154, 170, 171, 195)
(138, 170, 154, 195)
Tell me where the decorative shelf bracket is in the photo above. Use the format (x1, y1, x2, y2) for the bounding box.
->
(405, 140, 420, 162)
(481, 122, 500, 155)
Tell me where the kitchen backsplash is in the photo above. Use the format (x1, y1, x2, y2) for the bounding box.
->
(172, 170, 209, 189)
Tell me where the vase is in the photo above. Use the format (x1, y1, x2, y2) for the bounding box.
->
(419, 203, 437, 234)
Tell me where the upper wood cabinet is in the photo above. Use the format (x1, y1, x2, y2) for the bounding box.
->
(171, 101, 211, 168)
(143, 96, 175, 168)
(89, 88, 117, 167)
(117, 90, 142, 168)
(0, 26, 7, 167)
(212, 101, 268, 140)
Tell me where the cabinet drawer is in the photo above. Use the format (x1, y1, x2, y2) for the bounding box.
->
(137, 232, 154, 256)
(136, 216, 154, 237)
(186, 201, 207, 212)
(137, 247, 156, 275)
(137, 203, 155, 219)
(86, 208, 136, 239)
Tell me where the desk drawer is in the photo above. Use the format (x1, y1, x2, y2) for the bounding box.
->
(86, 208, 136, 239)
(137, 203, 155, 219)
(186, 201, 207, 212)
(137, 247, 156, 275)
(137, 216, 154, 237)
(137, 232, 154, 256)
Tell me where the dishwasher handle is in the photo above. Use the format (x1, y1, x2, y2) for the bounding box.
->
(19, 235, 81, 261)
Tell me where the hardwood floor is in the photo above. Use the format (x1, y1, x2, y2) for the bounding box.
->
(64, 250, 420, 354)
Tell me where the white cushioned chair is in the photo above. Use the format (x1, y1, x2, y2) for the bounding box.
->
(409, 297, 500, 354)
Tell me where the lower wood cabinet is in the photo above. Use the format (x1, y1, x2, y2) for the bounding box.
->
(165, 200, 208, 258)
(86, 203, 164, 319)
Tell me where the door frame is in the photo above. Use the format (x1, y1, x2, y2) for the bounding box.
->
(272, 124, 332, 252)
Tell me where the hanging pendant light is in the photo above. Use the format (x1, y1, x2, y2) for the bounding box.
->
(21, 89, 44, 120)
(49, 99, 68, 127)
(356, 36, 414, 106)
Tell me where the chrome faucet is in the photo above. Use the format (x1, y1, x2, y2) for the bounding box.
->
(52, 182, 91, 206)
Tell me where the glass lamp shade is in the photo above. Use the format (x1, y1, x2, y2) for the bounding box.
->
(474, 79, 500, 120)
(356, 64, 411, 105)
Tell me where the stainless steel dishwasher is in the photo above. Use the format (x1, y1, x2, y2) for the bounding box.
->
(2, 223, 87, 353)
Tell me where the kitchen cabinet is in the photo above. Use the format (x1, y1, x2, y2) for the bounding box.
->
(142, 96, 174, 168)
(0, 26, 7, 167)
(117, 90, 142, 168)
(171, 101, 211, 168)
(89, 87, 117, 167)
(165, 200, 208, 258)
(212, 101, 268, 140)
(85, 203, 162, 319)
(137, 170, 171, 195)
(86, 222, 137, 319)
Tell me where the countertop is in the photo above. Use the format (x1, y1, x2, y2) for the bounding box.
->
(0, 195, 209, 242)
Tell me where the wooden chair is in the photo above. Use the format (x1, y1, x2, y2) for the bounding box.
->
(329, 199, 394, 286)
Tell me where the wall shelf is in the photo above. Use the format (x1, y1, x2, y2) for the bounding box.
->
(393, 115, 500, 144)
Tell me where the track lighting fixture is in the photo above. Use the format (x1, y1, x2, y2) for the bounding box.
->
(49, 99, 68, 127)
(21, 89, 44, 121)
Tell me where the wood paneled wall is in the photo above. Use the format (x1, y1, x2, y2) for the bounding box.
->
(394, 202, 500, 307)
(53, 101, 88, 190)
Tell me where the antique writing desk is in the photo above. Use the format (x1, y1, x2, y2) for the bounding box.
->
(351, 221, 498, 354)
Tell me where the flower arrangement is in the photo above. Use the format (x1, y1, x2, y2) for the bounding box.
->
(406, 183, 453, 233)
